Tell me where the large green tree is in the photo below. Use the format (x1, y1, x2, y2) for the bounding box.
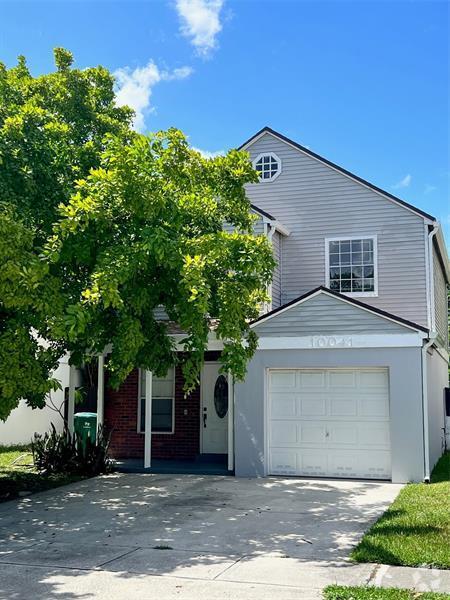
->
(0, 48, 133, 419)
(0, 49, 274, 421)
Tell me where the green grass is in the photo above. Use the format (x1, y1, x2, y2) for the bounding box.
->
(351, 453, 450, 569)
(0, 445, 84, 502)
(323, 586, 449, 600)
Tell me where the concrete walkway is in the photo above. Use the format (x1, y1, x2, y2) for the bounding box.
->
(0, 473, 448, 599)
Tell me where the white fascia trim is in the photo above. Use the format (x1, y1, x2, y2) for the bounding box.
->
(257, 332, 426, 350)
(251, 288, 426, 334)
(273, 221, 290, 236)
(252, 209, 290, 237)
(242, 130, 435, 225)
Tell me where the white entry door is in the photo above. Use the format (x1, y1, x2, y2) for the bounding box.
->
(201, 363, 228, 454)
(268, 368, 391, 480)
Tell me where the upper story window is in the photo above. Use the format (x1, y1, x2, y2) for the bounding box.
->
(253, 152, 281, 182)
(139, 367, 175, 434)
(325, 236, 378, 297)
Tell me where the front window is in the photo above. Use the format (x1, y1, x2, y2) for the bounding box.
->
(139, 367, 175, 433)
(253, 152, 281, 181)
(326, 237, 377, 296)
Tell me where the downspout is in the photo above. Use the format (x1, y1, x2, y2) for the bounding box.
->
(266, 222, 275, 312)
(421, 333, 437, 482)
(427, 224, 439, 332)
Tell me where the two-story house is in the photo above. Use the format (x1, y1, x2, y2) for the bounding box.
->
(69, 127, 449, 484)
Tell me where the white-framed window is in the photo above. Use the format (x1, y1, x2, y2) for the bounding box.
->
(325, 236, 378, 297)
(138, 367, 175, 434)
(253, 152, 281, 182)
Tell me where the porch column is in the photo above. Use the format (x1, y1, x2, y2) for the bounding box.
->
(96, 354, 105, 431)
(144, 370, 153, 469)
(227, 372, 234, 471)
(68, 363, 76, 434)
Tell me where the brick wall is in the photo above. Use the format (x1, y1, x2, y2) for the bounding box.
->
(105, 364, 202, 460)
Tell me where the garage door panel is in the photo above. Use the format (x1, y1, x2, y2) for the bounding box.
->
(359, 423, 390, 447)
(358, 451, 391, 479)
(270, 450, 297, 475)
(299, 423, 327, 444)
(299, 450, 328, 476)
(270, 393, 297, 417)
(329, 396, 358, 416)
(299, 395, 327, 416)
(359, 370, 389, 389)
(329, 370, 357, 388)
(271, 421, 297, 445)
(268, 368, 391, 480)
(270, 371, 296, 388)
(298, 371, 326, 388)
(328, 424, 358, 445)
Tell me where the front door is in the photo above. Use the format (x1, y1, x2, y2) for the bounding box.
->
(201, 363, 228, 454)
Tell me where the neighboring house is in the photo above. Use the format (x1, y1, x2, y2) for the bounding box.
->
(65, 127, 449, 484)
(0, 358, 67, 445)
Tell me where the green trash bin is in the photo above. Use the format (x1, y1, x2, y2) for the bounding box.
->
(73, 412, 97, 451)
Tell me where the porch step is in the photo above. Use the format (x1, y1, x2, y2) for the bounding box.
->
(112, 456, 232, 476)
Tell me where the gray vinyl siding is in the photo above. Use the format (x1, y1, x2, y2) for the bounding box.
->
(433, 247, 449, 350)
(272, 231, 282, 308)
(253, 293, 412, 336)
(245, 133, 428, 327)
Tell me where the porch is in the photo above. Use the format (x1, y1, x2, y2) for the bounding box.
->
(113, 454, 231, 475)
(66, 351, 235, 473)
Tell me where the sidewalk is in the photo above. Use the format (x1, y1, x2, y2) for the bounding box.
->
(367, 563, 450, 594)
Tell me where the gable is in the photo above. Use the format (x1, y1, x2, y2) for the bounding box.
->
(252, 291, 421, 337)
(241, 128, 434, 222)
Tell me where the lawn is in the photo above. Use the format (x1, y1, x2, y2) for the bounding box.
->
(323, 586, 449, 600)
(0, 445, 84, 502)
(351, 453, 450, 569)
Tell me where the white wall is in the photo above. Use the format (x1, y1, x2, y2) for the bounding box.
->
(0, 358, 69, 446)
(427, 348, 448, 471)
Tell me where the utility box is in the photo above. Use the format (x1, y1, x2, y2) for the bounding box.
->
(74, 412, 97, 451)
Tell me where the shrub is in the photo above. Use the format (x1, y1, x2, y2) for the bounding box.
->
(32, 424, 112, 476)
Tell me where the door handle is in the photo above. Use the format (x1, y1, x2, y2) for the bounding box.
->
(203, 411, 207, 428)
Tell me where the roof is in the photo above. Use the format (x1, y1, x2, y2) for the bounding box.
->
(251, 286, 429, 334)
(239, 126, 436, 222)
(250, 203, 290, 236)
(250, 203, 275, 221)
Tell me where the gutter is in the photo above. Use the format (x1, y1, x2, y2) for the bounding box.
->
(421, 333, 437, 482)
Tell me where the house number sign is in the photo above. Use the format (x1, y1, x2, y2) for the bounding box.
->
(311, 335, 352, 348)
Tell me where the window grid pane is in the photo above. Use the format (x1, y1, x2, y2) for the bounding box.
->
(255, 155, 279, 180)
(328, 239, 374, 294)
(139, 368, 175, 433)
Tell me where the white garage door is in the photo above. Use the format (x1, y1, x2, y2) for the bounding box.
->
(268, 368, 391, 480)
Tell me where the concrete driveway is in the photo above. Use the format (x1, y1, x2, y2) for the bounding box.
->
(0, 473, 401, 599)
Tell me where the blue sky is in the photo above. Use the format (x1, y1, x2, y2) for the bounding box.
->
(1, 0, 449, 239)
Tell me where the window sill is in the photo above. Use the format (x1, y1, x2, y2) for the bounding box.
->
(338, 291, 378, 298)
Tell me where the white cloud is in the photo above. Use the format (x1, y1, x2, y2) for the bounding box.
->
(392, 174, 412, 189)
(193, 147, 224, 158)
(424, 184, 437, 195)
(175, 0, 225, 56)
(114, 61, 193, 131)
